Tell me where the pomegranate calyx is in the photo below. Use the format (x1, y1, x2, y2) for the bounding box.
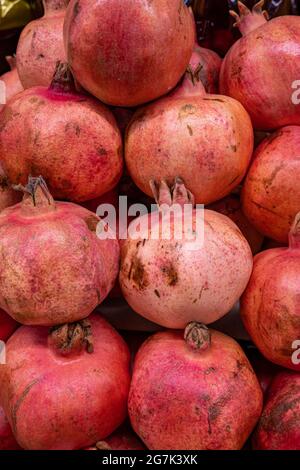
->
(230, 1, 268, 36)
(14, 175, 55, 210)
(95, 441, 112, 450)
(184, 322, 211, 351)
(49, 61, 76, 94)
(150, 178, 195, 209)
(49, 319, 94, 356)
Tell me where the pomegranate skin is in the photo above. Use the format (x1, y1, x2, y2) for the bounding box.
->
(120, 181, 253, 329)
(125, 57, 253, 205)
(253, 371, 300, 450)
(242, 126, 300, 243)
(0, 315, 131, 450)
(220, 5, 300, 131)
(0, 163, 22, 212)
(87, 424, 146, 450)
(0, 57, 23, 112)
(129, 327, 263, 450)
(193, 43, 222, 93)
(240, 214, 300, 371)
(64, 0, 195, 107)
(0, 179, 120, 326)
(0, 308, 19, 342)
(16, 0, 69, 89)
(0, 407, 21, 450)
(0, 66, 123, 202)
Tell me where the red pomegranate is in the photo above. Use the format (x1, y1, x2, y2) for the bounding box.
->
(208, 194, 264, 254)
(0, 177, 119, 326)
(0, 62, 123, 202)
(0, 56, 23, 112)
(0, 314, 130, 450)
(0, 308, 19, 342)
(64, 0, 195, 106)
(220, 1, 300, 130)
(16, 0, 69, 88)
(241, 212, 300, 370)
(192, 42, 222, 93)
(242, 126, 300, 243)
(0, 407, 20, 450)
(129, 324, 263, 450)
(253, 370, 300, 450)
(87, 424, 146, 450)
(0, 163, 22, 213)
(125, 52, 253, 205)
(119, 179, 253, 329)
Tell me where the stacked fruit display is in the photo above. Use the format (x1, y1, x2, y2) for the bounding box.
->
(0, 0, 299, 451)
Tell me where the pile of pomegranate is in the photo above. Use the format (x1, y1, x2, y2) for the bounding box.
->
(0, 0, 299, 452)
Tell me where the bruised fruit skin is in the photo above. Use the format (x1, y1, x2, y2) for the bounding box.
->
(192, 42, 222, 93)
(208, 194, 264, 254)
(220, 1, 300, 130)
(0, 163, 22, 213)
(0, 63, 123, 202)
(129, 324, 263, 450)
(0, 57, 23, 112)
(64, 0, 195, 107)
(0, 177, 120, 326)
(253, 371, 300, 450)
(0, 308, 19, 342)
(242, 126, 300, 243)
(125, 52, 253, 205)
(240, 213, 300, 370)
(16, 0, 69, 88)
(0, 315, 131, 450)
(87, 424, 146, 450)
(0, 407, 20, 450)
(119, 179, 253, 329)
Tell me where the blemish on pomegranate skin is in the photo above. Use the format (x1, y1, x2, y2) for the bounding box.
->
(73, 1, 81, 18)
(161, 264, 178, 286)
(97, 147, 108, 157)
(130, 257, 148, 290)
(84, 215, 99, 233)
(154, 289, 160, 298)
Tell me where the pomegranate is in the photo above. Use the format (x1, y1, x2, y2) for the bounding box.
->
(0, 176, 119, 326)
(125, 52, 253, 205)
(192, 42, 222, 93)
(208, 194, 264, 254)
(16, 0, 69, 88)
(0, 308, 19, 342)
(87, 424, 146, 450)
(0, 314, 130, 450)
(253, 370, 300, 450)
(64, 0, 195, 106)
(119, 179, 253, 329)
(220, 1, 300, 130)
(241, 212, 300, 370)
(129, 323, 263, 450)
(242, 126, 300, 243)
(0, 163, 22, 212)
(0, 62, 123, 202)
(0, 56, 23, 112)
(0, 407, 20, 450)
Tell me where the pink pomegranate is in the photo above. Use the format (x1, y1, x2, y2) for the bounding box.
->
(16, 0, 69, 88)
(192, 42, 222, 93)
(0, 314, 130, 450)
(64, 0, 195, 106)
(0, 62, 123, 202)
(242, 126, 300, 243)
(125, 52, 253, 205)
(0, 407, 20, 450)
(208, 194, 264, 254)
(241, 213, 300, 370)
(253, 370, 300, 450)
(129, 324, 263, 450)
(0, 308, 19, 342)
(0, 177, 119, 326)
(0, 56, 23, 111)
(87, 424, 146, 450)
(220, 1, 300, 130)
(119, 179, 253, 329)
(0, 163, 22, 213)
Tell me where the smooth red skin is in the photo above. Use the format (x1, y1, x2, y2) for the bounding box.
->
(242, 126, 300, 243)
(193, 44, 222, 94)
(129, 329, 263, 450)
(0, 60, 23, 112)
(0, 407, 21, 450)
(125, 84, 253, 205)
(87, 424, 146, 450)
(0, 197, 120, 326)
(0, 308, 19, 342)
(240, 246, 300, 371)
(64, 0, 195, 107)
(208, 195, 264, 255)
(253, 371, 300, 450)
(0, 314, 131, 450)
(0, 86, 123, 202)
(120, 209, 253, 329)
(16, 1, 69, 89)
(220, 16, 300, 131)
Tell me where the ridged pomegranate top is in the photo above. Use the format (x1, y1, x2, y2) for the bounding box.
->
(230, 0, 268, 36)
(14, 176, 56, 215)
(184, 322, 211, 352)
(150, 178, 194, 208)
(49, 319, 94, 357)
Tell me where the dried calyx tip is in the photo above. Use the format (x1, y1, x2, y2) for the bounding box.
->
(49, 319, 94, 355)
(13, 176, 52, 207)
(184, 322, 211, 351)
(150, 177, 194, 207)
(230, 0, 268, 28)
(50, 61, 76, 93)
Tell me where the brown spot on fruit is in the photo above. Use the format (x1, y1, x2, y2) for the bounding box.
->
(161, 264, 178, 286)
(130, 257, 148, 290)
(97, 147, 108, 157)
(85, 215, 99, 232)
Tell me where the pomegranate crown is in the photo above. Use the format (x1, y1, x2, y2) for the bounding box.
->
(13, 175, 54, 208)
(184, 322, 211, 352)
(150, 177, 195, 208)
(49, 319, 94, 356)
(230, 1, 269, 35)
